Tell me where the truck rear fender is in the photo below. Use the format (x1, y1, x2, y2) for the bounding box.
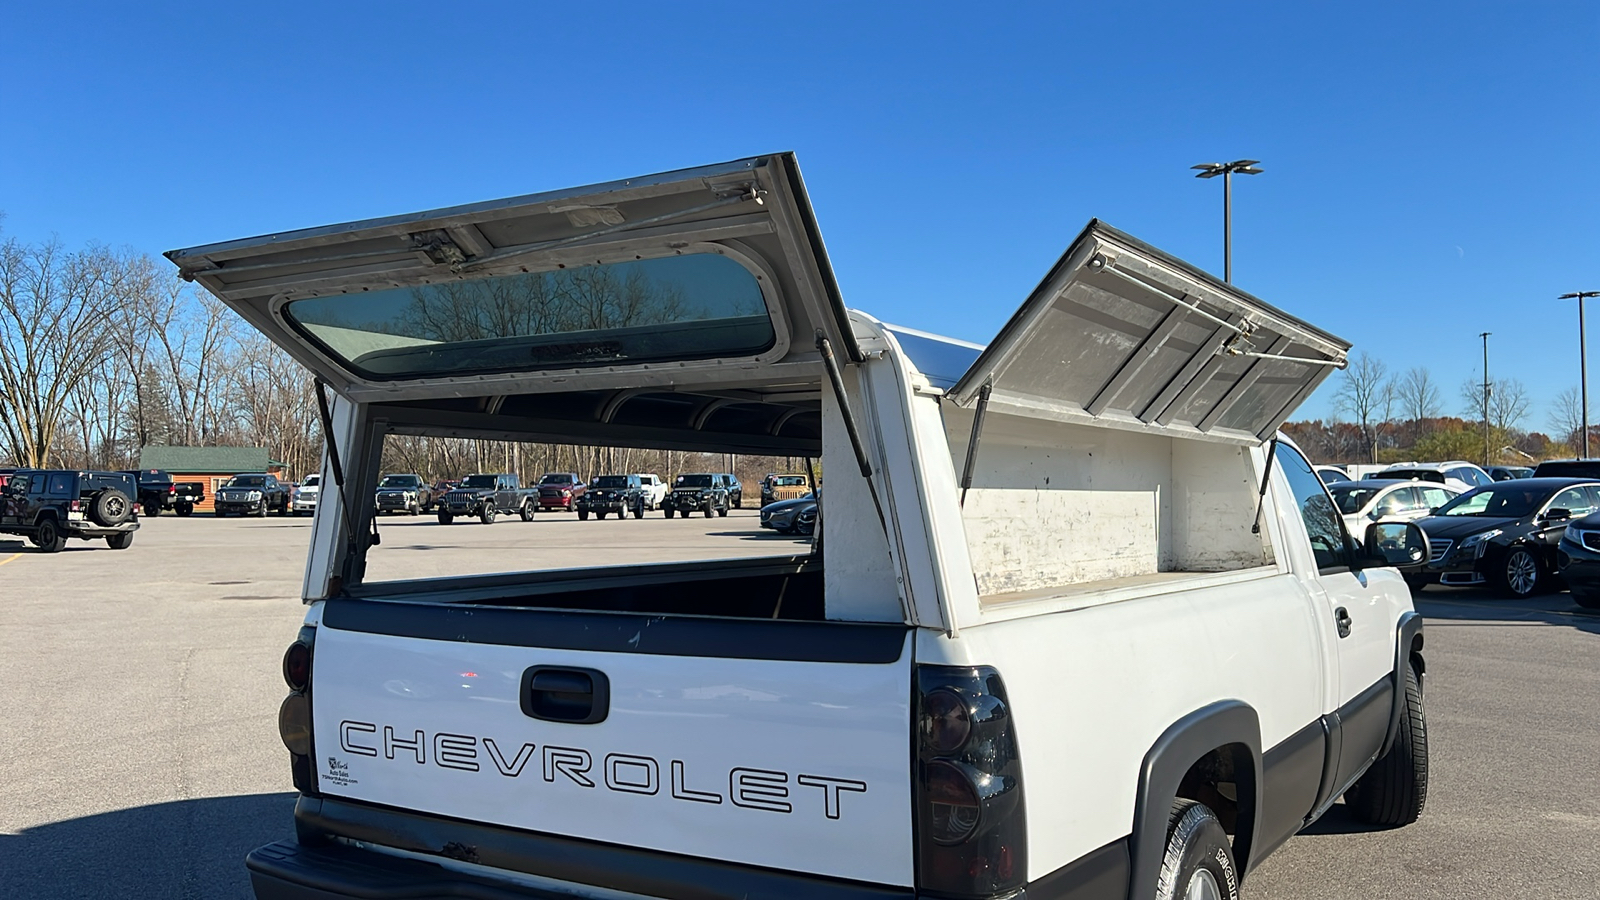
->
(1131, 700, 1263, 898)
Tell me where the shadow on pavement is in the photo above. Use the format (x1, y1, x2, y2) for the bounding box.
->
(0, 792, 295, 900)
(1414, 592, 1600, 635)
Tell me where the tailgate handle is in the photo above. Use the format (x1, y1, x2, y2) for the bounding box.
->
(522, 666, 609, 724)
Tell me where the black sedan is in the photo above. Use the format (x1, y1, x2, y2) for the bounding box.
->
(1413, 477, 1600, 598)
(1556, 511, 1600, 609)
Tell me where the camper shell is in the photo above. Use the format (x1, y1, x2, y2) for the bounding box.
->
(171, 153, 1428, 900)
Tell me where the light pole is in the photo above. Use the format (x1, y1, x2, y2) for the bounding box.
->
(1192, 159, 1263, 283)
(1559, 291, 1600, 458)
(1480, 332, 1492, 467)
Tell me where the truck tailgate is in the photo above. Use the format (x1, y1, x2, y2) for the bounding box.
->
(309, 609, 915, 886)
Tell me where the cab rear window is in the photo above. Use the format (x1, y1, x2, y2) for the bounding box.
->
(283, 253, 775, 380)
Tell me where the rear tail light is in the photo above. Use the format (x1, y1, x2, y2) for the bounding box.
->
(915, 665, 1026, 897)
(69, 500, 81, 512)
(278, 626, 318, 794)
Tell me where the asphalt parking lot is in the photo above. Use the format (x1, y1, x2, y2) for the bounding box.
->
(1, 513, 1597, 899)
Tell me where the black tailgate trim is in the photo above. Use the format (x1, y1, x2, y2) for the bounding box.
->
(289, 795, 913, 899)
(321, 597, 909, 664)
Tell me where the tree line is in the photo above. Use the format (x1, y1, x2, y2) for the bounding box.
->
(0, 225, 812, 489)
(1286, 350, 1591, 466)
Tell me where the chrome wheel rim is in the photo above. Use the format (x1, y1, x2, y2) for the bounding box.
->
(1186, 868, 1223, 900)
(1507, 551, 1538, 595)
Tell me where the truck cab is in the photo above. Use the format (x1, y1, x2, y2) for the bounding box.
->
(170, 153, 1427, 900)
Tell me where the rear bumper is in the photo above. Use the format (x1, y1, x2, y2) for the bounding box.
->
(254, 795, 912, 900)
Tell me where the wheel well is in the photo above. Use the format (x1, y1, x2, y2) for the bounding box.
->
(1174, 742, 1254, 841)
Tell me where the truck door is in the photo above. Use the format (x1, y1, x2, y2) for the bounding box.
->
(1273, 442, 1397, 794)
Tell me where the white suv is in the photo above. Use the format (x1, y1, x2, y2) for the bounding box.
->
(1373, 460, 1494, 494)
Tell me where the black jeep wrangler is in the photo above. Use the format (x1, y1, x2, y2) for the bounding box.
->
(577, 474, 646, 520)
(661, 473, 731, 518)
(0, 470, 140, 552)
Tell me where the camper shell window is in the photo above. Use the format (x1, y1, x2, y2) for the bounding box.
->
(282, 253, 776, 380)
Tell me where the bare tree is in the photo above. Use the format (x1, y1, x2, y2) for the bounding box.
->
(0, 238, 135, 466)
(1332, 352, 1393, 463)
(1461, 375, 1531, 433)
(1396, 367, 1442, 425)
(1550, 386, 1590, 447)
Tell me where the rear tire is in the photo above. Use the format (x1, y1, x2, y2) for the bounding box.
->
(437, 511, 453, 525)
(1345, 664, 1428, 826)
(106, 532, 134, 550)
(144, 501, 161, 517)
(1497, 547, 1540, 598)
(520, 501, 534, 522)
(175, 503, 193, 517)
(35, 519, 66, 553)
(480, 506, 496, 525)
(703, 504, 714, 518)
(717, 507, 728, 517)
(632, 503, 644, 519)
(1154, 800, 1239, 900)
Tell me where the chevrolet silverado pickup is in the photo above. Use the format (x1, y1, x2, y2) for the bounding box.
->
(170, 152, 1429, 900)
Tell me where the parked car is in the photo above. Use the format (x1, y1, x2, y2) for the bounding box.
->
(535, 472, 586, 511)
(634, 473, 667, 510)
(171, 481, 206, 517)
(1315, 464, 1351, 486)
(121, 468, 175, 516)
(432, 478, 460, 494)
(1556, 511, 1600, 609)
(761, 473, 811, 506)
(1532, 459, 1600, 478)
(374, 474, 435, 515)
(1327, 479, 1459, 541)
(759, 492, 817, 533)
(175, 154, 1425, 900)
(1488, 465, 1534, 481)
(1404, 477, 1600, 597)
(292, 474, 321, 516)
(718, 472, 744, 508)
(215, 473, 291, 517)
(0, 469, 139, 551)
(438, 473, 537, 524)
(661, 472, 731, 518)
(577, 474, 646, 520)
(1371, 460, 1494, 494)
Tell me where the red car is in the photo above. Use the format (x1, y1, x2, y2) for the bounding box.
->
(536, 472, 586, 511)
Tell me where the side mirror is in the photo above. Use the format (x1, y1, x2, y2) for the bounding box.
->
(1543, 508, 1572, 523)
(1362, 520, 1428, 569)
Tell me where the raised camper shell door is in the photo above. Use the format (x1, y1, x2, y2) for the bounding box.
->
(165, 153, 858, 403)
(948, 220, 1350, 443)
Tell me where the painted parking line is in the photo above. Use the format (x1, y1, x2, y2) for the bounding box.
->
(0, 553, 21, 568)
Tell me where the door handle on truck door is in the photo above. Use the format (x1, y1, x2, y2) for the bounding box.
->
(521, 666, 610, 724)
(1335, 607, 1352, 639)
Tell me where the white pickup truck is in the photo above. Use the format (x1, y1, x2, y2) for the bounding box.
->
(171, 153, 1429, 900)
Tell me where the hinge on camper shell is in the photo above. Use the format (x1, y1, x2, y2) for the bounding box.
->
(411, 230, 470, 271)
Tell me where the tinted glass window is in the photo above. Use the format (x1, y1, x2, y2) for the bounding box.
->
(460, 475, 497, 489)
(1436, 485, 1550, 518)
(540, 474, 575, 486)
(1549, 487, 1595, 517)
(1420, 487, 1453, 509)
(48, 474, 71, 493)
(283, 254, 775, 380)
(1276, 444, 1350, 570)
(1374, 487, 1411, 516)
(677, 474, 714, 487)
(379, 475, 420, 488)
(593, 476, 630, 488)
(1329, 486, 1379, 514)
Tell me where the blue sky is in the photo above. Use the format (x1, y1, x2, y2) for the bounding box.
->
(2, 2, 1596, 428)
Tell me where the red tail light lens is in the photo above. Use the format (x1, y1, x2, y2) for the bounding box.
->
(921, 688, 972, 754)
(916, 666, 1026, 897)
(282, 640, 312, 691)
